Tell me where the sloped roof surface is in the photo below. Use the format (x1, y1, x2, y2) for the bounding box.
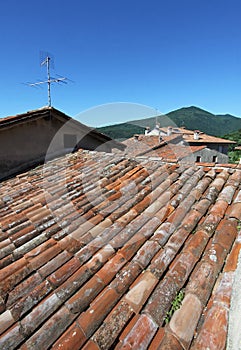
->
(0, 150, 241, 349)
(159, 127, 235, 144)
(141, 144, 207, 161)
(184, 133, 236, 144)
(123, 135, 160, 156)
(123, 134, 184, 158)
(0, 107, 54, 127)
(0, 107, 125, 151)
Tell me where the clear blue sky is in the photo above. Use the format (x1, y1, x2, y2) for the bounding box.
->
(0, 0, 241, 126)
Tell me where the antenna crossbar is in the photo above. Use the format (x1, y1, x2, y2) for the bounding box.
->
(27, 55, 68, 107)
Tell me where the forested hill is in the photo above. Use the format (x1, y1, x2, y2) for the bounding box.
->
(97, 106, 241, 140)
(223, 129, 241, 147)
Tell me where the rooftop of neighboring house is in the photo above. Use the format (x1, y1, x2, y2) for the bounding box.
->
(0, 148, 241, 349)
(123, 134, 182, 157)
(158, 126, 235, 144)
(140, 144, 207, 161)
(0, 106, 125, 151)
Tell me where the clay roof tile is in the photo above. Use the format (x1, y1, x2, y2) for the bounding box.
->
(0, 149, 240, 349)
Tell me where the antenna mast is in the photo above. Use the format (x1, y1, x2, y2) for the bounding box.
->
(27, 53, 68, 107)
(42, 56, 51, 107)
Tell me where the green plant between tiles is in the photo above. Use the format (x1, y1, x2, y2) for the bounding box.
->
(164, 289, 185, 324)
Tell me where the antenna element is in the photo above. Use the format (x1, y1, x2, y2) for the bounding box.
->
(27, 54, 68, 107)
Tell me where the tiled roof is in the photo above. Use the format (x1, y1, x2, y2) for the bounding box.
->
(123, 135, 161, 156)
(123, 135, 207, 161)
(0, 107, 53, 127)
(184, 133, 235, 144)
(0, 149, 241, 349)
(123, 134, 184, 158)
(141, 144, 207, 161)
(160, 127, 194, 136)
(159, 127, 235, 144)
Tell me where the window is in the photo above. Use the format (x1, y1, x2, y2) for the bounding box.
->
(218, 145, 223, 153)
(64, 134, 77, 148)
(196, 156, 201, 163)
(212, 155, 218, 163)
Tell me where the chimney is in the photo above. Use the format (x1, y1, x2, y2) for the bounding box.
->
(193, 130, 200, 140)
(145, 126, 150, 135)
(167, 127, 172, 136)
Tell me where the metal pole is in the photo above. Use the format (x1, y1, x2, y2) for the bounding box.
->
(46, 56, 51, 107)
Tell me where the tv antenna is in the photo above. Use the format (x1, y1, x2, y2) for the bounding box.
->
(27, 53, 68, 107)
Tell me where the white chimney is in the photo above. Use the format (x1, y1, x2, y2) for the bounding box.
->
(145, 126, 150, 135)
(167, 127, 172, 136)
(194, 130, 200, 140)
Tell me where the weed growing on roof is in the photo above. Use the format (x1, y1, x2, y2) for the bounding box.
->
(164, 289, 185, 324)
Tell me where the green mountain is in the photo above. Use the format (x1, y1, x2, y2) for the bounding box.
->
(223, 128, 241, 146)
(97, 106, 241, 140)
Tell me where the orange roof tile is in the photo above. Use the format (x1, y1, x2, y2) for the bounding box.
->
(159, 127, 235, 144)
(141, 144, 206, 161)
(184, 133, 235, 144)
(0, 149, 241, 349)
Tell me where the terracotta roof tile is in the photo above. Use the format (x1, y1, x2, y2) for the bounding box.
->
(90, 300, 134, 349)
(47, 256, 82, 288)
(0, 264, 33, 301)
(190, 271, 234, 349)
(0, 149, 240, 349)
(9, 279, 52, 321)
(148, 327, 165, 349)
(81, 340, 99, 350)
(0, 254, 14, 270)
(10, 225, 37, 247)
(66, 274, 105, 314)
(55, 265, 91, 303)
(224, 230, 241, 272)
(190, 304, 228, 349)
(110, 261, 143, 295)
(22, 305, 76, 350)
(77, 287, 120, 338)
(0, 323, 25, 350)
(228, 202, 241, 220)
(168, 293, 202, 349)
(116, 314, 158, 349)
(38, 250, 72, 278)
(51, 321, 87, 350)
(133, 240, 160, 268)
(157, 330, 183, 349)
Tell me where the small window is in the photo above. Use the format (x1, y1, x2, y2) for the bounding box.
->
(64, 134, 77, 148)
(218, 145, 223, 153)
(196, 156, 201, 163)
(212, 155, 218, 163)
